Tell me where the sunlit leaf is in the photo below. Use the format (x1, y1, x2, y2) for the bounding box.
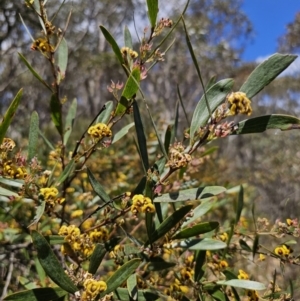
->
(102, 258, 141, 295)
(190, 79, 234, 144)
(63, 98, 77, 146)
(217, 279, 266, 290)
(113, 288, 159, 301)
(240, 53, 297, 99)
(112, 122, 134, 144)
(127, 274, 137, 300)
(146, 0, 158, 28)
(57, 37, 68, 84)
(31, 231, 78, 294)
(45, 235, 65, 245)
(172, 221, 219, 239)
(96, 101, 114, 124)
(154, 186, 226, 203)
(0, 89, 23, 145)
(3, 287, 68, 301)
(28, 111, 39, 162)
(233, 114, 300, 135)
(188, 238, 227, 250)
(124, 26, 133, 49)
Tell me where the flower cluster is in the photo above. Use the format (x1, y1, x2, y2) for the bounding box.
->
(237, 269, 249, 280)
(81, 278, 107, 301)
(166, 142, 192, 169)
(58, 225, 109, 258)
(2, 160, 27, 179)
(154, 17, 173, 37)
(271, 218, 300, 237)
(274, 244, 293, 257)
(130, 194, 155, 214)
(87, 123, 112, 140)
(227, 92, 252, 116)
(39, 187, 64, 213)
(246, 290, 259, 301)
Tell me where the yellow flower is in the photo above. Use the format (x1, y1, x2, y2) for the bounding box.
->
(219, 232, 228, 242)
(70, 210, 83, 219)
(131, 195, 155, 214)
(40, 187, 59, 199)
(246, 290, 259, 301)
(88, 123, 112, 140)
(238, 269, 249, 280)
(259, 254, 266, 261)
(227, 92, 252, 116)
(83, 279, 107, 300)
(219, 260, 228, 269)
(274, 244, 292, 256)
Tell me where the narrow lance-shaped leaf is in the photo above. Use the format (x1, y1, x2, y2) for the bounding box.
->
(133, 101, 149, 172)
(190, 79, 234, 144)
(172, 221, 219, 239)
(0, 89, 23, 145)
(124, 26, 133, 49)
(31, 231, 78, 294)
(63, 98, 77, 146)
(252, 235, 259, 259)
(116, 68, 141, 116)
(96, 101, 113, 124)
(50, 94, 63, 137)
(101, 258, 141, 296)
(27, 196, 45, 228)
(55, 159, 75, 186)
(87, 168, 110, 203)
(232, 114, 300, 135)
(145, 204, 193, 245)
(194, 250, 206, 282)
(112, 122, 134, 144)
(235, 185, 244, 225)
(3, 287, 68, 301)
(100, 25, 124, 66)
(18, 53, 52, 92)
(113, 288, 160, 301)
(240, 53, 297, 99)
(127, 274, 138, 300)
(188, 238, 227, 251)
(28, 111, 39, 162)
(57, 37, 68, 84)
(217, 279, 266, 291)
(146, 0, 159, 28)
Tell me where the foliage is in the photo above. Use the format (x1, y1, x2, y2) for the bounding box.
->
(1, 1, 300, 301)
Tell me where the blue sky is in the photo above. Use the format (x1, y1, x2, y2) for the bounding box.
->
(241, 0, 300, 61)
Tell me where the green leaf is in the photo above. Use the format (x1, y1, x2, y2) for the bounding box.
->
(3, 287, 68, 301)
(50, 94, 63, 136)
(28, 111, 39, 162)
(31, 231, 78, 294)
(18, 53, 52, 92)
(239, 239, 252, 252)
(96, 101, 114, 124)
(99, 25, 124, 66)
(235, 185, 244, 225)
(233, 114, 300, 135)
(116, 68, 141, 115)
(146, 0, 159, 28)
(27, 198, 45, 228)
(0, 89, 23, 145)
(211, 289, 228, 301)
(56, 37, 68, 84)
(252, 235, 259, 259)
(87, 167, 110, 203)
(145, 205, 193, 245)
(63, 98, 77, 146)
(240, 53, 297, 99)
(0, 177, 24, 188)
(88, 244, 106, 274)
(102, 258, 141, 295)
(127, 274, 138, 300)
(113, 288, 159, 301)
(188, 238, 227, 250)
(133, 101, 149, 172)
(55, 159, 75, 186)
(112, 122, 134, 144)
(146, 257, 177, 271)
(124, 26, 133, 49)
(190, 79, 234, 144)
(194, 250, 206, 282)
(217, 279, 266, 290)
(133, 176, 147, 194)
(38, 129, 55, 150)
(154, 186, 226, 203)
(0, 186, 18, 197)
(172, 221, 219, 239)
(45, 235, 65, 245)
